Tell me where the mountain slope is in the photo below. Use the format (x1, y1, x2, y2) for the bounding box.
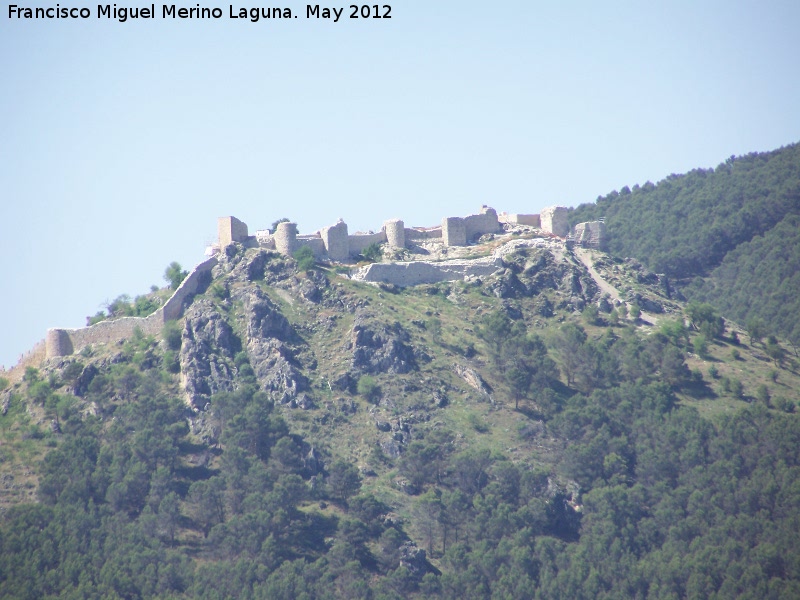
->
(569, 143, 800, 338)
(2, 232, 800, 598)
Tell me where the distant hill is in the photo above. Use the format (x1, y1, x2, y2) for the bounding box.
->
(569, 143, 800, 341)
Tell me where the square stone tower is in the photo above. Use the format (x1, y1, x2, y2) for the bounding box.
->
(540, 206, 569, 237)
(218, 216, 249, 248)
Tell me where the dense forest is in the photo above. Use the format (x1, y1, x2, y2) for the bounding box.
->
(2, 233, 800, 599)
(569, 143, 800, 342)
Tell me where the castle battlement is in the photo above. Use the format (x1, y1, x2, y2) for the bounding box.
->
(217, 205, 576, 261)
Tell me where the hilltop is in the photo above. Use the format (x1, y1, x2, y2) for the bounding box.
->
(1, 191, 800, 598)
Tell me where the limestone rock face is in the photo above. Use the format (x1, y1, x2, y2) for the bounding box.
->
(350, 313, 417, 375)
(487, 247, 599, 304)
(180, 299, 237, 408)
(235, 285, 307, 403)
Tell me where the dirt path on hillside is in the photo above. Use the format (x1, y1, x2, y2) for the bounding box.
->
(574, 247, 659, 327)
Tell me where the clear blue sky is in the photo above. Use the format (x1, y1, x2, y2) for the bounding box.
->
(2, 1, 799, 368)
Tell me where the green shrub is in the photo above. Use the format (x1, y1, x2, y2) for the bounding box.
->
(164, 261, 188, 290)
(755, 384, 770, 406)
(209, 282, 229, 300)
(692, 334, 708, 358)
(163, 350, 181, 374)
(468, 413, 489, 433)
(582, 304, 601, 326)
(357, 375, 380, 403)
(294, 246, 315, 271)
(708, 364, 719, 379)
(163, 321, 183, 351)
(629, 303, 641, 320)
(88, 311, 107, 325)
(361, 242, 383, 263)
(271, 218, 290, 233)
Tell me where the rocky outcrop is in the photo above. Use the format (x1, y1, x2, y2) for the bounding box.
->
(486, 247, 599, 303)
(234, 285, 308, 403)
(398, 542, 436, 577)
(350, 313, 417, 375)
(454, 364, 493, 400)
(180, 299, 237, 408)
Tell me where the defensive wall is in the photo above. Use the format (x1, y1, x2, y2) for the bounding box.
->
(15, 206, 596, 370)
(351, 238, 560, 287)
(221, 205, 539, 262)
(44, 256, 218, 359)
(499, 212, 541, 228)
(352, 256, 503, 286)
(573, 221, 607, 249)
(540, 206, 569, 237)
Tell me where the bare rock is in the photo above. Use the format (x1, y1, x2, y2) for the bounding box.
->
(180, 299, 237, 408)
(351, 314, 417, 375)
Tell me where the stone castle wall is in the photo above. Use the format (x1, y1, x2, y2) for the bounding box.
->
(352, 256, 503, 287)
(499, 212, 541, 227)
(218, 216, 249, 248)
(161, 256, 218, 320)
(573, 221, 607, 249)
(3, 339, 46, 384)
(237, 204, 564, 259)
(297, 236, 326, 259)
(405, 226, 442, 241)
(347, 231, 387, 256)
(463, 206, 500, 240)
(45, 256, 218, 359)
(442, 217, 467, 246)
(540, 206, 569, 237)
(321, 220, 349, 261)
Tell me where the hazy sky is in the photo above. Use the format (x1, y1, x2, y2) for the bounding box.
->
(2, 1, 799, 368)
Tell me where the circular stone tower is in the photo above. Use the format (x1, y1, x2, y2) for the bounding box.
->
(46, 328, 73, 358)
(274, 221, 298, 256)
(384, 219, 405, 249)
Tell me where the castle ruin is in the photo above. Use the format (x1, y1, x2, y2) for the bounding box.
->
(33, 204, 604, 362)
(217, 204, 578, 261)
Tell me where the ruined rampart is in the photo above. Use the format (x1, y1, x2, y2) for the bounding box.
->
(463, 206, 500, 240)
(540, 206, 569, 237)
(233, 204, 567, 261)
(347, 231, 387, 256)
(350, 237, 561, 288)
(44, 256, 218, 359)
(297, 236, 326, 259)
(352, 256, 502, 286)
(573, 221, 607, 249)
(405, 226, 442, 241)
(499, 212, 541, 227)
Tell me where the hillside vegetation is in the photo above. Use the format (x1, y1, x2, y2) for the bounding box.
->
(1, 234, 800, 599)
(569, 143, 800, 342)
